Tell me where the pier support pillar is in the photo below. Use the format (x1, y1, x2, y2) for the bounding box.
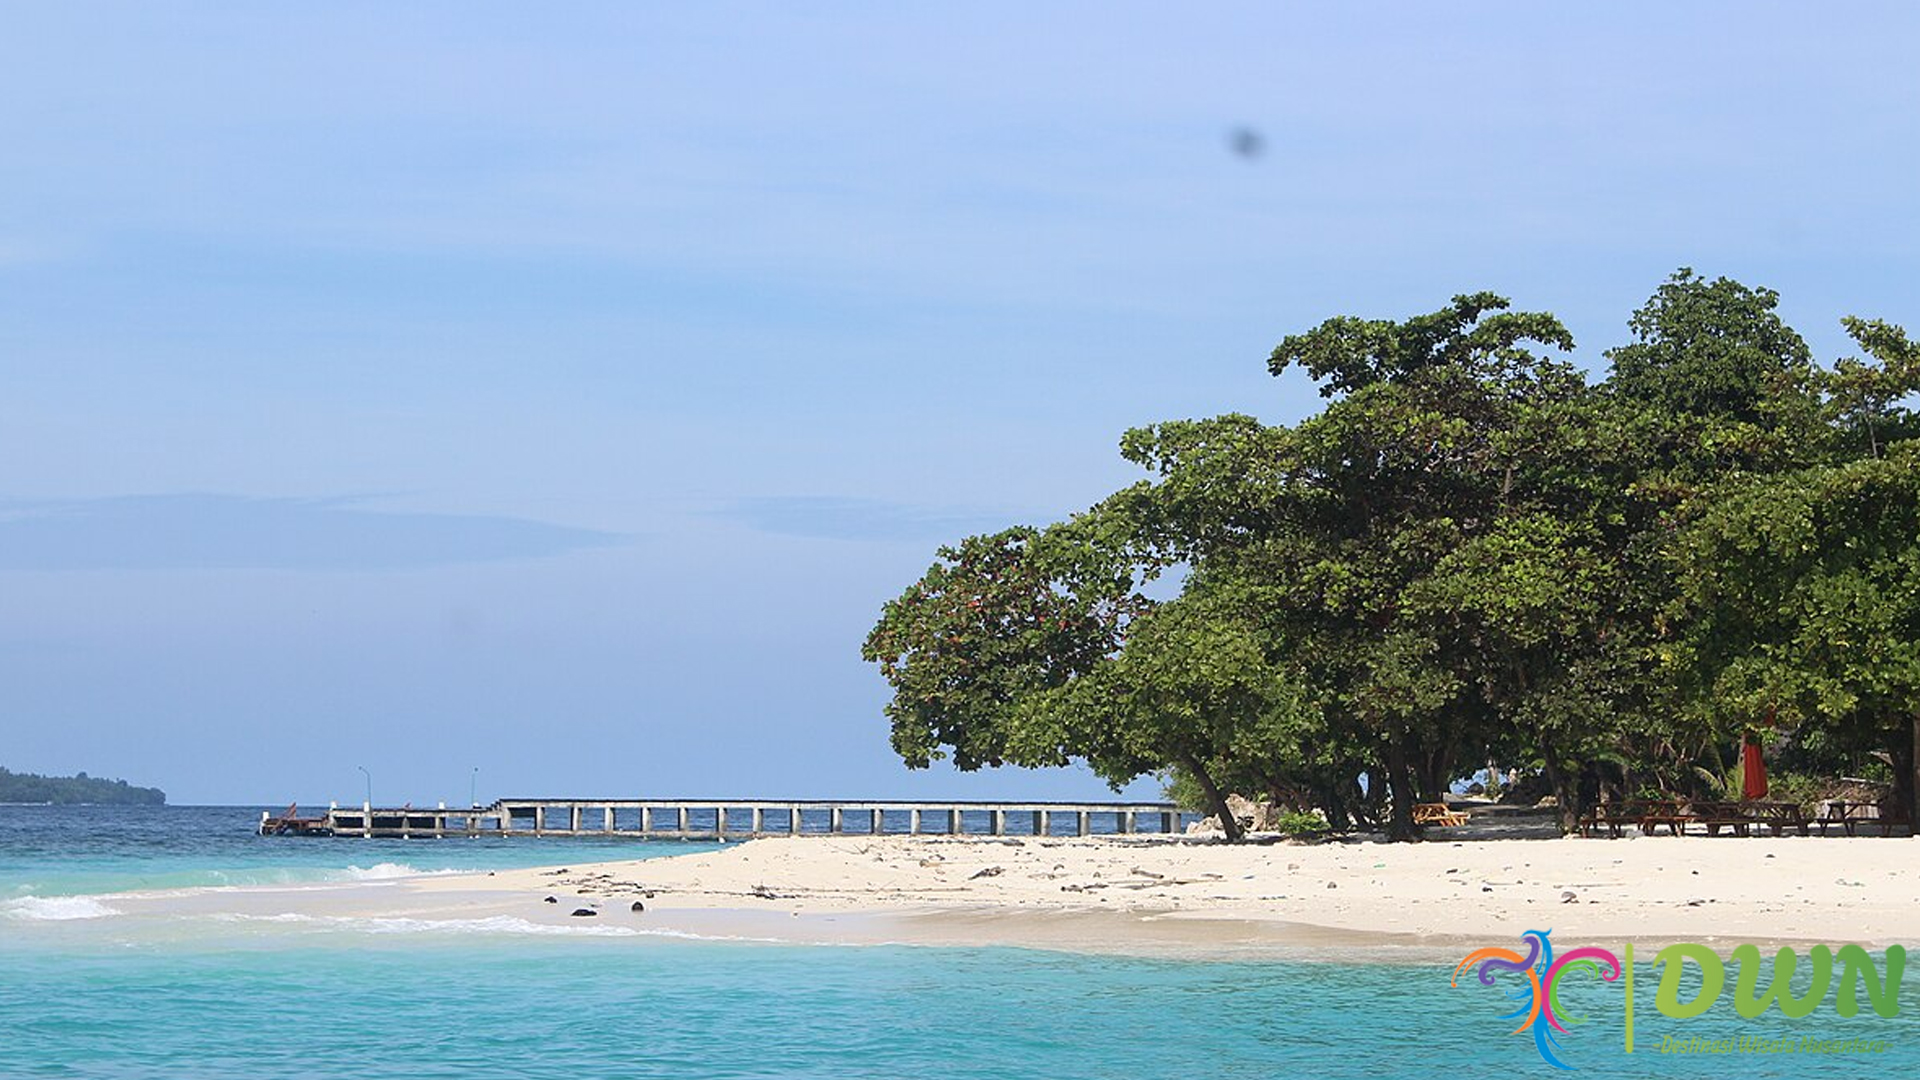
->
(716, 807, 727, 838)
(790, 806, 802, 835)
(829, 807, 842, 834)
(568, 806, 582, 833)
(1039, 810, 1051, 836)
(991, 809, 1005, 835)
(363, 801, 372, 838)
(751, 808, 764, 834)
(1162, 811, 1177, 834)
(910, 808, 922, 834)
(1077, 811, 1090, 837)
(534, 806, 546, 834)
(870, 808, 882, 835)
(949, 808, 963, 835)
(676, 806, 688, 833)
(1121, 811, 1135, 834)
(604, 806, 615, 833)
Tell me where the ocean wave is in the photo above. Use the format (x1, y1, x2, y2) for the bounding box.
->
(335, 862, 466, 882)
(213, 911, 786, 943)
(1, 895, 122, 921)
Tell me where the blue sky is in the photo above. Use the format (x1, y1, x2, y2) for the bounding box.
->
(2, 3, 1917, 805)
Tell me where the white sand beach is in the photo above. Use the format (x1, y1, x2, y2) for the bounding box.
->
(122, 832, 1905, 957)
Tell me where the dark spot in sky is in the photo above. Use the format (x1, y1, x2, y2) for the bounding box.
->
(1229, 127, 1265, 160)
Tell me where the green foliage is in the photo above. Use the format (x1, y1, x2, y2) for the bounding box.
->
(1606, 269, 1816, 428)
(0, 766, 166, 806)
(864, 269, 1920, 840)
(1272, 810, 1331, 838)
(1159, 769, 1207, 812)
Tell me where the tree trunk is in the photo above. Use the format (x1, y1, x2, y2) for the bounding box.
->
(1316, 779, 1352, 832)
(1384, 733, 1418, 841)
(1361, 767, 1387, 826)
(1911, 714, 1920, 834)
(1538, 734, 1578, 834)
(1415, 742, 1453, 803)
(1181, 752, 1243, 843)
(1893, 717, 1919, 835)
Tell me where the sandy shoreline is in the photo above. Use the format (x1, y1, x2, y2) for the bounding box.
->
(78, 833, 1920, 959)
(424, 832, 1920, 955)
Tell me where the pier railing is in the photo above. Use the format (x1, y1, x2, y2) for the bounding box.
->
(279, 799, 1192, 839)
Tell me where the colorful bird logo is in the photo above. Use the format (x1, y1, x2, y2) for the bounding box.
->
(1452, 930, 1622, 1070)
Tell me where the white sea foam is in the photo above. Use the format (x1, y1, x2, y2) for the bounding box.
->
(337, 862, 442, 881)
(2, 895, 122, 921)
(213, 911, 787, 942)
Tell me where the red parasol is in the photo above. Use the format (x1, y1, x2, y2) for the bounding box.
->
(1741, 734, 1768, 801)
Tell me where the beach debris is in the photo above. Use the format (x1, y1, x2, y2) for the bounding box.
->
(750, 884, 782, 900)
(1129, 867, 1165, 879)
(543, 869, 570, 875)
(543, 896, 558, 903)
(570, 908, 597, 917)
(1482, 886, 1493, 892)
(630, 901, 645, 912)
(1560, 890, 1577, 903)
(968, 866, 1004, 880)
(1326, 881, 1337, 889)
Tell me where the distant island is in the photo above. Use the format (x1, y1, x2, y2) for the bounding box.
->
(0, 766, 166, 805)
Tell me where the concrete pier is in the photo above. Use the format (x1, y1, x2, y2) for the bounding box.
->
(284, 798, 1190, 840)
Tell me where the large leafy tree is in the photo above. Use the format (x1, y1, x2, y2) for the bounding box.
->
(865, 274, 1919, 841)
(1670, 321, 1920, 820)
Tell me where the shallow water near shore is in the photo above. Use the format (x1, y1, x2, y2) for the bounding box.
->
(0, 804, 723, 900)
(3, 806, 1914, 1078)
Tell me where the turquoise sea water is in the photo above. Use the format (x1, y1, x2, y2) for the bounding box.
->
(3, 806, 1913, 1078)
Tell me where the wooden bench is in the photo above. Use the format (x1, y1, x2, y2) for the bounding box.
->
(1412, 802, 1469, 827)
(1746, 801, 1809, 837)
(1689, 801, 1753, 837)
(1577, 801, 1646, 838)
(1818, 801, 1910, 837)
(1635, 799, 1692, 836)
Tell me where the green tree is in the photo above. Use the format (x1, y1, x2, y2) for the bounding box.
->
(1673, 428, 1920, 820)
(862, 524, 1148, 773)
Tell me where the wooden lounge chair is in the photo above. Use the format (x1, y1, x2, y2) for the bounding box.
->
(1412, 802, 1469, 827)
